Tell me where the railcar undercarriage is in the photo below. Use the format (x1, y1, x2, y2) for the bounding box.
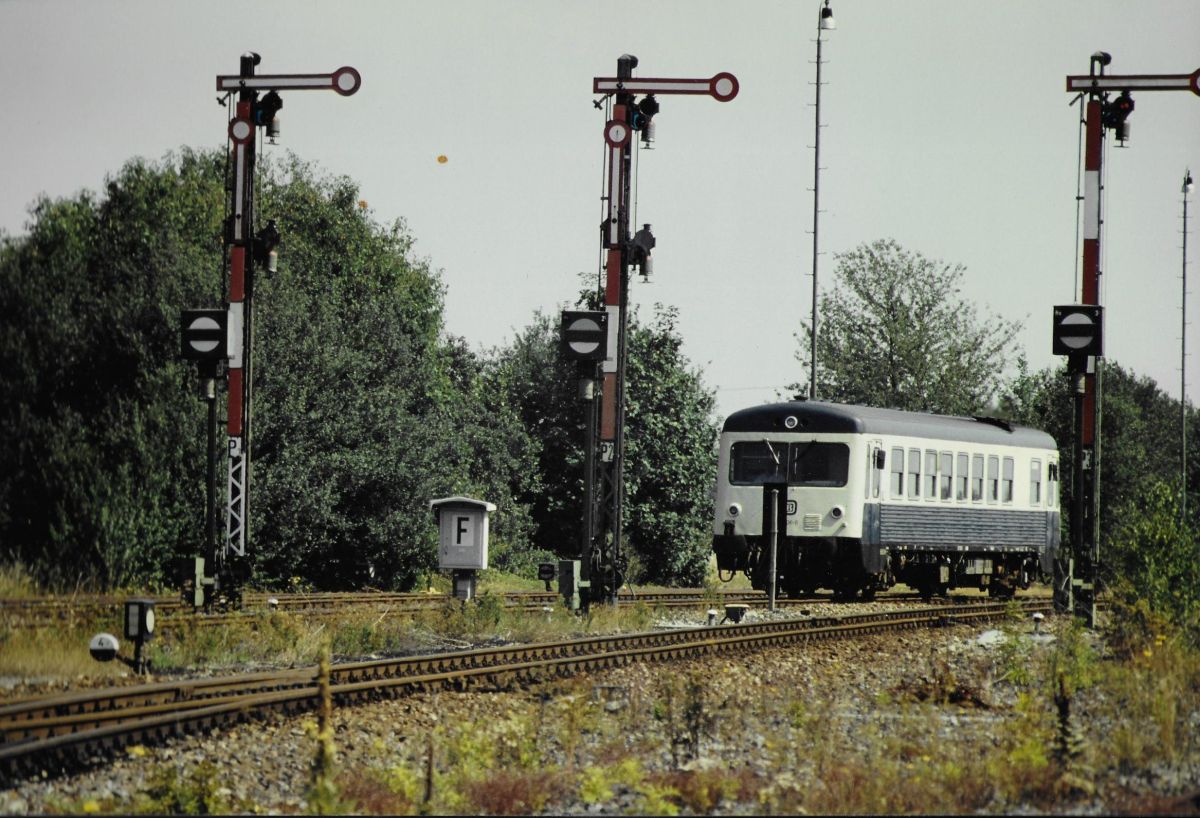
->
(716, 534, 1043, 601)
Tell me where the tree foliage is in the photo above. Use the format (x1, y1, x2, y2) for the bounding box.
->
(1103, 480, 1200, 644)
(245, 157, 537, 589)
(1002, 359, 1200, 548)
(0, 152, 225, 588)
(493, 304, 718, 586)
(796, 238, 1023, 414)
(0, 150, 537, 590)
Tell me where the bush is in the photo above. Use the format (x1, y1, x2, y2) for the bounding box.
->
(1104, 480, 1200, 648)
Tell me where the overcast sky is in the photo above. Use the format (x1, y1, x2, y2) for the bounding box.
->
(2, 0, 1198, 420)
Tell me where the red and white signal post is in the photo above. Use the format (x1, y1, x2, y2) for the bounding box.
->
(1057, 55, 1200, 625)
(583, 55, 738, 605)
(214, 54, 359, 597)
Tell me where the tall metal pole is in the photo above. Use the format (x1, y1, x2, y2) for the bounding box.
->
(214, 56, 361, 596)
(1070, 52, 1112, 629)
(589, 60, 739, 605)
(767, 487, 779, 612)
(1184, 170, 1194, 520)
(810, 0, 835, 399)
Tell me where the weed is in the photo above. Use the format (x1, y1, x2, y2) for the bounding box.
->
(656, 768, 758, 813)
(994, 627, 1033, 687)
(680, 674, 712, 762)
(579, 758, 628, 804)
(552, 680, 601, 768)
(1044, 617, 1098, 696)
(136, 760, 244, 814)
(337, 769, 418, 816)
(462, 768, 565, 815)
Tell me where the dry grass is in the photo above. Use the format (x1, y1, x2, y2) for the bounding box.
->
(0, 562, 43, 598)
(0, 624, 130, 685)
(0, 588, 669, 688)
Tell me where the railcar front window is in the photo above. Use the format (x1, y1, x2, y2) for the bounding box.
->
(788, 442, 850, 487)
(730, 441, 848, 487)
(730, 441, 787, 485)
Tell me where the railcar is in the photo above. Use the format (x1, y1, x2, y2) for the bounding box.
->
(712, 400, 1060, 599)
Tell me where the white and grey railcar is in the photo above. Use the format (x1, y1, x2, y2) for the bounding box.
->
(712, 401, 1061, 599)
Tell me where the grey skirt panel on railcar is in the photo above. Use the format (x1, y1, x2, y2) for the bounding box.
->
(862, 504, 1059, 574)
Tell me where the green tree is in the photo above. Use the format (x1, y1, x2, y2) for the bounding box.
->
(795, 238, 1023, 414)
(1104, 479, 1200, 643)
(0, 151, 225, 588)
(622, 306, 719, 585)
(493, 304, 718, 586)
(1002, 359, 1199, 549)
(0, 150, 537, 590)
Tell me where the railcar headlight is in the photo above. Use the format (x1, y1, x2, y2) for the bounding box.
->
(728, 503, 742, 517)
(830, 505, 844, 519)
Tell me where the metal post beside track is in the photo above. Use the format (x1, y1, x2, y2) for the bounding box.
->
(767, 488, 779, 612)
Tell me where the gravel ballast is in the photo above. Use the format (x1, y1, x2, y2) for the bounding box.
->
(2, 605, 1197, 815)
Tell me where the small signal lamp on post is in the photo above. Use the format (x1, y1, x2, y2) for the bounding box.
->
(1183, 169, 1194, 520)
(810, 0, 835, 400)
(1102, 89, 1135, 146)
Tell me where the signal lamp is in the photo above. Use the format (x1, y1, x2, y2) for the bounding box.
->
(636, 95, 660, 148)
(820, 0, 836, 30)
(1102, 90, 1134, 147)
(254, 90, 284, 142)
(254, 220, 282, 273)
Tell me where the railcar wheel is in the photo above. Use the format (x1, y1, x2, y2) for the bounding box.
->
(860, 587, 876, 602)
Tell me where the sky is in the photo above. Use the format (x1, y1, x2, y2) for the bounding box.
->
(2, 0, 1198, 421)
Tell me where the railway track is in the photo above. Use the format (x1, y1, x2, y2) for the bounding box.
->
(0, 597, 1051, 784)
(0, 586, 1019, 632)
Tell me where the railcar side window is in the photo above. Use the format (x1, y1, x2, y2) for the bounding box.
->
(939, 452, 953, 500)
(1002, 457, 1015, 503)
(971, 454, 984, 502)
(987, 455, 1000, 503)
(729, 441, 786, 485)
(956, 453, 969, 501)
(924, 450, 938, 499)
(908, 448, 921, 498)
(890, 448, 904, 497)
(1030, 459, 1042, 505)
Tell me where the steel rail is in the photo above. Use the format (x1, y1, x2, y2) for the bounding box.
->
(0, 589, 804, 631)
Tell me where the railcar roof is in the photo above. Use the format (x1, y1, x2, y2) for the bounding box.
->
(722, 401, 1057, 450)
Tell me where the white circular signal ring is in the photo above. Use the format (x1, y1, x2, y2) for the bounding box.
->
(229, 118, 254, 144)
(604, 120, 631, 148)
